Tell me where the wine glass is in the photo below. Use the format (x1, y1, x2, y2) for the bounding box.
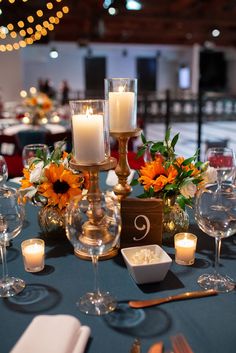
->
(22, 143, 50, 168)
(195, 182, 236, 292)
(66, 191, 121, 315)
(0, 155, 8, 187)
(206, 147, 235, 189)
(0, 187, 25, 297)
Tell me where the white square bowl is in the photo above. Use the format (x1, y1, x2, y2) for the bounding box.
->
(121, 244, 172, 284)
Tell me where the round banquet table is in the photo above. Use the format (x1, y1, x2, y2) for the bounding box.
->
(1, 175, 236, 353)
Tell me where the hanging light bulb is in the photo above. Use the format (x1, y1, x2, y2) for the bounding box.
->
(49, 47, 58, 58)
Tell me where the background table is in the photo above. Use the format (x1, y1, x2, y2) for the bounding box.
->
(1, 178, 236, 353)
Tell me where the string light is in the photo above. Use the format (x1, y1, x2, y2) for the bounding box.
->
(0, 0, 70, 52)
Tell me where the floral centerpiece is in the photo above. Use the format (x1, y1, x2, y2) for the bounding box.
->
(132, 129, 217, 241)
(23, 91, 53, 125)
(19, 143, 88, 238)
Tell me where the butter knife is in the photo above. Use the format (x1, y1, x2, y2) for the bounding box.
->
(130, 338, 141, 353)
(129, 289, 218, 308)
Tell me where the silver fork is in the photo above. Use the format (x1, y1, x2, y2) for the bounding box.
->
(170, 334, 194, 353)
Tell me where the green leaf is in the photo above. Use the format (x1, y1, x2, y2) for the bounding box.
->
(182, 156, 196, 166)
(171, 133, 179, 148)
(130, 179, 139, 186)
(141, 133, 147, 144)
(137, 146, 147, 158)
(165, 128, 171, 142)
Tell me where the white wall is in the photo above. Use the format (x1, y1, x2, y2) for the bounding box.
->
(0, 49, 23, 102)
(1, 41, 236, 101)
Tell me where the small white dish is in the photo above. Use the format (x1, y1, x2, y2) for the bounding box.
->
(121, 244, 172, 284)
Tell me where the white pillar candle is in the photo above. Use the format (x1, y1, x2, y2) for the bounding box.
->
(21, 239, 45, 272)
(72, 113, 105, 164)
(174, 233, 197, 265)
(109, 90, 136, 132)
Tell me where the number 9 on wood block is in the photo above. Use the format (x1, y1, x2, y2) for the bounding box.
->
(120, 198, 163, 248)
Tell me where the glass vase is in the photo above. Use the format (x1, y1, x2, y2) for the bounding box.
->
(38, 205, 66, 240)
(162, 195, 189, 245)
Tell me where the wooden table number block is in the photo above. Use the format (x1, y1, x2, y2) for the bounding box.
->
(120, 198, 163, 248)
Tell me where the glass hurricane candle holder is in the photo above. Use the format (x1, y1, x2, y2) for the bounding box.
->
(105, 78, 137, 132)
(70, 99, 110, 165)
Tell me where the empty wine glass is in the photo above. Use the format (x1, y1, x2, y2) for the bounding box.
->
(66, 191, 121, 315)
(22, 144, 50, 168)
(195, 182, 236, 292)
(206, 147, 235, 189)
(0, 187, 25, 297)
(0, 155, 8, 187)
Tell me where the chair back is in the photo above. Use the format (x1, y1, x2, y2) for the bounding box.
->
(17, 129, 47, 150)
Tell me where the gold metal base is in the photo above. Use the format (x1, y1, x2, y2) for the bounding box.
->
(69, 156, 119, 261)
(70, 157, 117, 194)
(74, 246, 119, 260)
(110, 128, 141, 199)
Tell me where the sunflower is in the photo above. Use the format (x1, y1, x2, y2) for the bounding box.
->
(138, 156, 178, 193)
(38, 163, 84, 209)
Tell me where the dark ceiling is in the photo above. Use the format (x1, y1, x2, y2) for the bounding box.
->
(1, 0, 236, 47)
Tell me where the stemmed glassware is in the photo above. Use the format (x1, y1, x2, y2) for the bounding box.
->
(22, 143, 50, 168)
(66, 191, 121, 315)
(195, 182, 236, 292)
(0, 155, 8, 187)
(206, 147, 235, 189)
(0, 187, 25, 297)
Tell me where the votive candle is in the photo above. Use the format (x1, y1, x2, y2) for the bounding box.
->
(21, 239, 45, 272)
(174, 233, 197, 266)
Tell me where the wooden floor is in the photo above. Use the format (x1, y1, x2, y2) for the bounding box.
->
(135, 121, 236, 160)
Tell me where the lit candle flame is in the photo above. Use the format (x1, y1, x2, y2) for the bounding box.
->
(85, 107, 93, 115)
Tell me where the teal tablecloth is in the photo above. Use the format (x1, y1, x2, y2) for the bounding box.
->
(1, 176, 236, 353)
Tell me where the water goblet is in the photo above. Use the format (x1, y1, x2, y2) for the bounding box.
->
(206, 147, 235, 189)
(66, 191, 121, 315)
(0, 187, 25, 297)
(22, 143, 50, 168)
(195, 182, 236, 292)
(0, 155, 8, 187)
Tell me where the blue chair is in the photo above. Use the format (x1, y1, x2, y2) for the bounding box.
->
(17, 129, 47, 150)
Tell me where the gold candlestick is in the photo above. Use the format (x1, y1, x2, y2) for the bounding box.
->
(111, 128, 141, 199)
(69, 157, 119, 260)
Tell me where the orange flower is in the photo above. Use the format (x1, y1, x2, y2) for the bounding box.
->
(138, 156, 178, 192)
(176, 156, 200, 177)
(20, 168, 33, 189)
(38, 163, 83, 209)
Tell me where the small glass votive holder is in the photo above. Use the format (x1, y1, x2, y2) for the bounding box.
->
(174, 232, 197, 266)
(21, 239, 45, 272)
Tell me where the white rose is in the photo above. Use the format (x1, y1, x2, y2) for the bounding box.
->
(202, 166, 217, 185)
(30, 161, 44, 183)
(180, 180, 197, 198)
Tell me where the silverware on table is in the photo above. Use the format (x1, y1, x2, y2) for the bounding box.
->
(171, 334, 194, 353)
(128, 289, 218, 308)
(130, 338, 141, 353)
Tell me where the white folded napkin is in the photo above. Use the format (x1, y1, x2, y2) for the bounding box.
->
(10, 315, 91, 353)
(106, 169, 135, 186)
